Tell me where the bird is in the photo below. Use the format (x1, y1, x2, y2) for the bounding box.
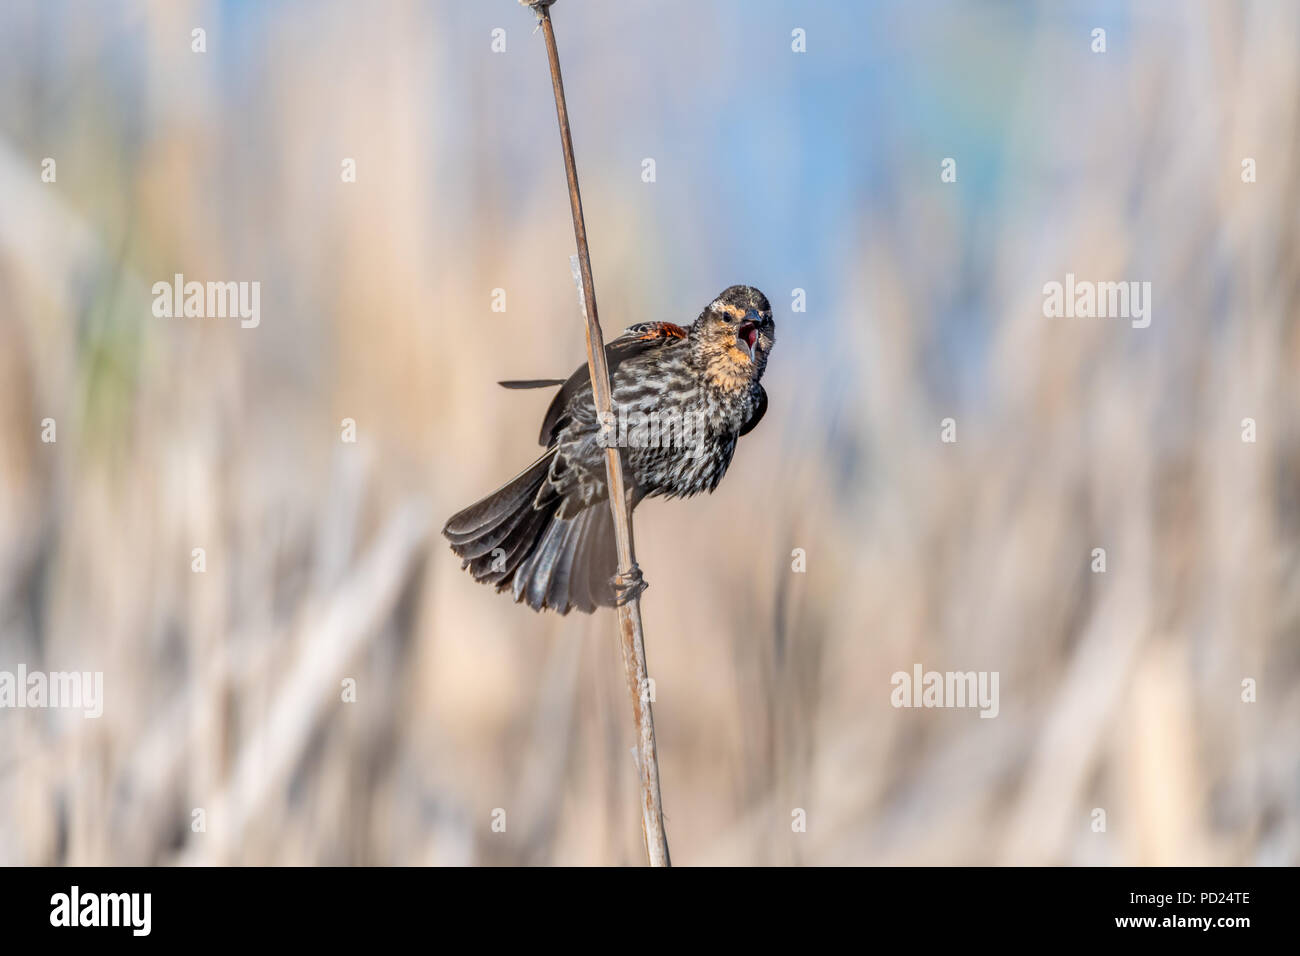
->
(443, 284, 775, 614)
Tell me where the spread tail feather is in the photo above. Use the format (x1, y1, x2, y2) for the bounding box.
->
(443, 451, 617, 614)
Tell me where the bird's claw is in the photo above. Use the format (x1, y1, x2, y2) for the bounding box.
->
(611, 565, 648, 606)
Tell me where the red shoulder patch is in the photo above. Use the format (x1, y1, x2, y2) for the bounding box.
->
(637, 322, 688, 341)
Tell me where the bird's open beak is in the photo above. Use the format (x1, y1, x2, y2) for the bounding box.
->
(736, 321, 758, 360)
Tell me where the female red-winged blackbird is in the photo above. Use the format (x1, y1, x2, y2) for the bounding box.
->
(443, 284, 775, 614)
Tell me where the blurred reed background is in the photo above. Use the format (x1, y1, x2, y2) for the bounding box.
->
(0, 0, 1297, 865)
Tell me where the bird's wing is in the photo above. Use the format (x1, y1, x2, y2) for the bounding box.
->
(537, 322, 689, 446)
(739, 384, 767, 437)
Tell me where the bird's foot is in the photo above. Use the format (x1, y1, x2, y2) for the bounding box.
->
(611, 564, 648, 606)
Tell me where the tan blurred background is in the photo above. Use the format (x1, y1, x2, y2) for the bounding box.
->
(0, 0, 1297, 865)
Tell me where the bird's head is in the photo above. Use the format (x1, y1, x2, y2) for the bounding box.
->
(691, 285, 776, 391)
